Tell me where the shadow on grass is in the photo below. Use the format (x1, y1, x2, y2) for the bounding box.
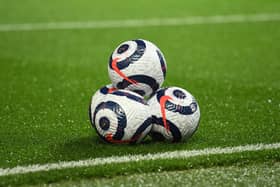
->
(54, 132, 202, 162)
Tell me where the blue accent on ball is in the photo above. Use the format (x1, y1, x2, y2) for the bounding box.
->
(111, 90, 147, 105)
(173, 89, 186, 99)
(132, 90, 145, 96)
(99, 117, 110, 130)
(100, 86, 109, 94)
(93, 101, 127, 142)
(109, 39, 146, 70)
(152, 116, 182, 142)
(117, 75, 159, 97)
(117, 44, 129, 54)
(165, 101, 198, 115)
(156, 50, 166, 78)
(156, 88, 167, 102)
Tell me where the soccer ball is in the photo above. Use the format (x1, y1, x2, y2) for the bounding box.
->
(89, 88, 153, 144)
(148, 87, 200, 142)
(108, 39, 167, 98)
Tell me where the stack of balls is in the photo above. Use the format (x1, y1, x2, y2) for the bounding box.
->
(89, 39, 200, 144)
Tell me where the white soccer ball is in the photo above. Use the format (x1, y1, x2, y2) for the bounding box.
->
(148, 87, 200, 142)
(108, 39, 167, 98)
(89, 88, 153, 144)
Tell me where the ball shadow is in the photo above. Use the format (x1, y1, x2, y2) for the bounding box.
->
(55, 134, 156, 161)
(54, 131, 202, 162)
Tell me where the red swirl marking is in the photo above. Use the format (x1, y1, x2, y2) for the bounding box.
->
(111, 57, 138, 85)
(159, 95, 172, 132)
(105, 133, 140, 144)
(108, 87, 117, 93)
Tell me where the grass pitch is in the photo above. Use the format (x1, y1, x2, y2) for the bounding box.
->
(36, 161, 280, 187)
(0, 0, 280, 186)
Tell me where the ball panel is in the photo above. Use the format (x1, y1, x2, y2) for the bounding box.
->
(129, 117, 154, 143)
(151, 116, 182, 142)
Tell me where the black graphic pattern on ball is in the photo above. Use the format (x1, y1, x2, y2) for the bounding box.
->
(99, 117, 110, 130)
(173, 89, 186, 99)
(93, 101, 127, 142)
(117, 75, 159, 97)
(88, 103, 93, 125)
(109, 39, 146, 70)
(156, 50, 166, 78)
(100, 86, 112, 94)
(129, 117, 154, 144)
(151, 116, 182, 142)
(110, 90, 147, 105)
(156, 89, 198, 115)
(117, 44, 129, 54)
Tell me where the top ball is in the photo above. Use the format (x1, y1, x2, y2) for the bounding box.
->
(108, 39, 167, 98)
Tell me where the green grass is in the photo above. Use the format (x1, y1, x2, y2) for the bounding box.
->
(2, 149, 279, 186)
(1, 0, 280, 23)
(0, 0, 280, 186)
(32, 161, 280, 187)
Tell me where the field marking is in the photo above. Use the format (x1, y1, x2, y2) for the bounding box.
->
(0, 142, 279, 177)
(0, 13, 280, 32)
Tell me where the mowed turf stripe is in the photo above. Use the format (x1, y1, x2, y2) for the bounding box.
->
(0, 142, 279, 177)
(0, 13, 280, 32)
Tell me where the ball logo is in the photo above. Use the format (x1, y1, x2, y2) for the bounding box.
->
(159, 95, 172, 132)
(99, 117, 110, 130)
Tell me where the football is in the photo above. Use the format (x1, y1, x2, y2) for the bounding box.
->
(148, 87, 200, 142)
(108, 39, 167, 98)
(89, 88, 153, 144)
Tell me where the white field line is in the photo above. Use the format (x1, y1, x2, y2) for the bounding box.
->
(0, 13, 280, 32)
(0, 142, 280, 177)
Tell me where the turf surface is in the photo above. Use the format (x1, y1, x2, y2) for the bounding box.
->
(34, 161, 280, 187)
(0, 0, 280, 186)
